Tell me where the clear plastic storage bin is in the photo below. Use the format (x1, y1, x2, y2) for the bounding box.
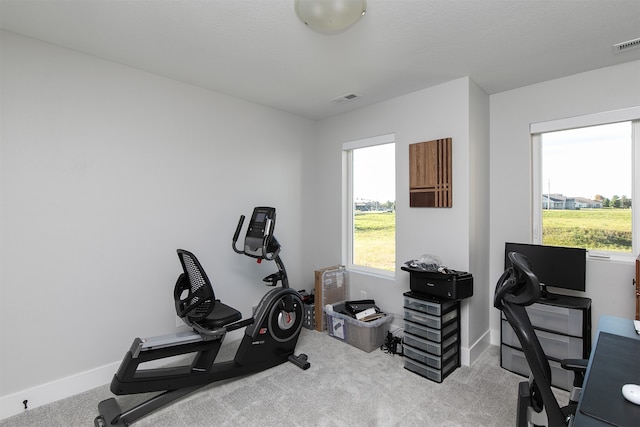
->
(501, 319, 583, 361)
(404, 319, 457, 343)
(403, 332, 457, 356)
(403, 307, 457, 329)
(404, 344, 458, 369)
(501, 345, 572, 391)
(403, 294, 456, 315)
(404, 356, 457, 383)
(325, 302, 392, 352)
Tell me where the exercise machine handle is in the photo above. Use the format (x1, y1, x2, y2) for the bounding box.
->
(232, 215, 246, 254)
(261, 217, 277, 261)
(231, 207, 287, 287)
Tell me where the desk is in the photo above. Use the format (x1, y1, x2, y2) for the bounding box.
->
(572, 316, 640, 426)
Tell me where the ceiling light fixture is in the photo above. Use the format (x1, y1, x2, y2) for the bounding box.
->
(294, 0, 366, 34)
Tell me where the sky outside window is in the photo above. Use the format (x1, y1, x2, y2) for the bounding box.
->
(541, 122, 631, 200)
(353, 143, 395, 203)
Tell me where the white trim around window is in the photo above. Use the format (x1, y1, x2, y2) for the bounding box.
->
(530, 106, 640, 134)
(531, 106, 640, 259)
(342, 133, 396, 277)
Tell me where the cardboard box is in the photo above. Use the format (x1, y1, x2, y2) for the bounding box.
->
(314, 266, 349, 332)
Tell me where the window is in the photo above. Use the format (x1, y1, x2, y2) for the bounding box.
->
(531, 108, 640, 257)
(343, 134, 395, 273)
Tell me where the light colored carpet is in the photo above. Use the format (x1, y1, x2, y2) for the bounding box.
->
(0, 328, 568, 426)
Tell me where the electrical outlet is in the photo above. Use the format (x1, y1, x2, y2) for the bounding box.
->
(360, 290, 367, 299)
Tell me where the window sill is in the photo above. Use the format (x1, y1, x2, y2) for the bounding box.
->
(587, 252, 636, 264)
(347, 265, 396, 281)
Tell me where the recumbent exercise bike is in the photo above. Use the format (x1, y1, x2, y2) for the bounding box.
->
(95, 207, 309, 427)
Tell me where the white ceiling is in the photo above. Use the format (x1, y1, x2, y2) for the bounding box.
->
(1, 0, 639, 120)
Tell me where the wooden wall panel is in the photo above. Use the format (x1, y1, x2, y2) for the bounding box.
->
(409, 138, 452, 207)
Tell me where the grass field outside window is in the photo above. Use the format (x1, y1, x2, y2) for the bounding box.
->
(543, 208, 631, 252)
(351, 209, 632, 269)
(353, 211, 395, 271)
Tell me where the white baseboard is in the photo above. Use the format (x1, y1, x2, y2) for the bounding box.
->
(0, 361, 120, 421)
(489, 327, 501, 346)
(461, 329, 492, 366)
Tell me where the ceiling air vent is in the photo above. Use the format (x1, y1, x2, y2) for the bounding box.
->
(613, 38, 640, 54)
(332, 93, 360, 104)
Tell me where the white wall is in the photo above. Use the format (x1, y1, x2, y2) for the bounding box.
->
(0, 31, 315, 418)
(304, 77, 491, 366)
(3, 28, 638, 422)
(489, 61, 640, 343)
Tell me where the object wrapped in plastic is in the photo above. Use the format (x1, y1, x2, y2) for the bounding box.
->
(404, 254, 442, 271)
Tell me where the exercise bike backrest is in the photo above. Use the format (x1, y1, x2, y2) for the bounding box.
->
(233, 206, 280, 260)
(174, 249, 217, 323)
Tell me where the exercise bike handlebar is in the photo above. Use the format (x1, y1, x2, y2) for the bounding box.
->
(232, 213, 279, 261)
(231, 207, 287, 287)
(232, 215, 245, 254)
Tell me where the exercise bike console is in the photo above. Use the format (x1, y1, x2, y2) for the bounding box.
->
(234, 206, 288, 287)
(95, 207, 308, 427)
(233, 206, 279, 260)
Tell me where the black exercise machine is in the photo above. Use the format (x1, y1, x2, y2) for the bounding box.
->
(95, 207, 309, 427)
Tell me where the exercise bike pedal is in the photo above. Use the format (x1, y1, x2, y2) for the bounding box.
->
(288, 353, 310, 370)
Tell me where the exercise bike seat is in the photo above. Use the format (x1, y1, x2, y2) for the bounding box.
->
(193, 298, 242, 329)
(175, 249, 242, 331)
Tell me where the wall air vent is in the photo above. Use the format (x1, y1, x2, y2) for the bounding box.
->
(332, 93, 360, 104)
(613, 38, 640, 54)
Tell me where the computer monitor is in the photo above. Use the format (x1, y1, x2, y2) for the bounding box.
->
(504, 242, 586, 299)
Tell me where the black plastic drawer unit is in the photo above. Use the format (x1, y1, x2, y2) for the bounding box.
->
(403, 291, 461, 383)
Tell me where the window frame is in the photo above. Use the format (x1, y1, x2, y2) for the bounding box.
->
(342, 133, 396, 277)
(531, 107, 640, 259)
